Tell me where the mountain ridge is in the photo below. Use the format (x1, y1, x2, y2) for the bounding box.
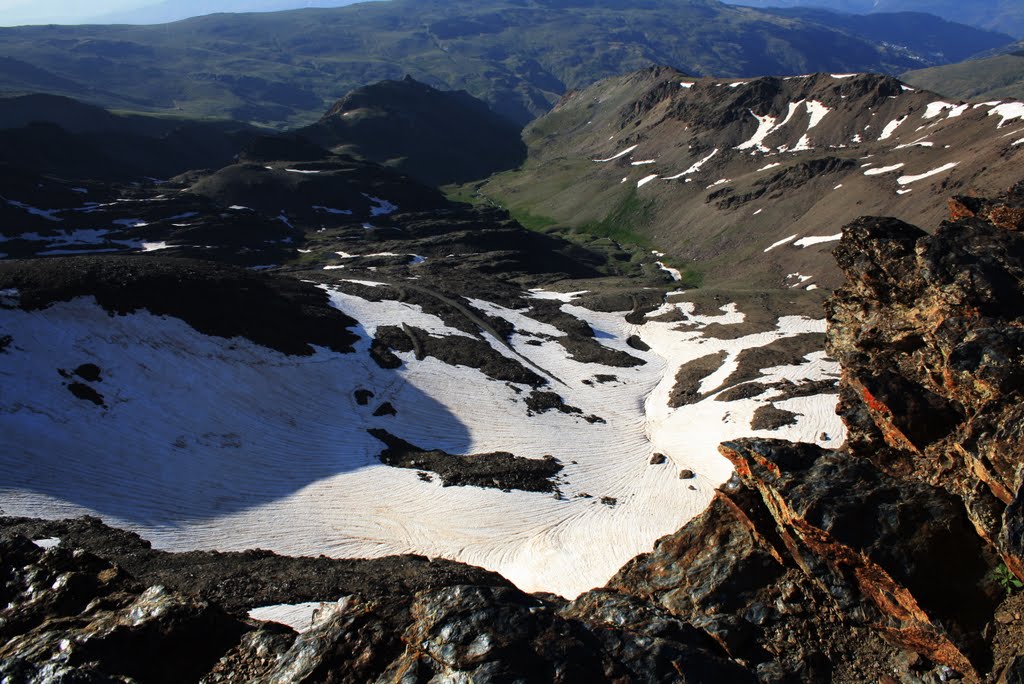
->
(0, 0, 1013, 126)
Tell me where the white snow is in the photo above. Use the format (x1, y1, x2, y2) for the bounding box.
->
(753, 208, 763, 215)
(851, 134, 862, 143)
(706, 179, 730, 189)
(737, 100, 815, 152)
(365, 196, 398, 216)
(664, 148, 719, 179)
(112, 218, 148, 228)
(948, 104, 969, 118)
(864, 163, 905, 176)
(831, 73, 857, 79)
(637, 174, 659, 188)
(655, 262, 682, 281)
(988, 102, 1024, 128)
(0, 292, 844, 599)
(312, 206, 353, 215)
(1014, 137, 1024, 146)
(897, 189, 913, 195)
(249, 598, 353, 633)
(893, 137, 934, 150)
(527, 289, 588, 302)
(804, 101, 830, 130)
(763, 234, 797, 252)
(896, 162, 959, 185)
(592, 145, 639, 163)
(792, 135, 812, 151)
(285, 168, 321, 174)
(228, 205, 250, 211)
(756, 163, 781, 172)
(794, 234, 842, 248)
(736, 111, 779, 153)
(879, 116, 907, 141)
(679, 82, 694, 89)
(901, 85, 915, 92)
(5, 200, 62, 222)
(631, 160, 656, 166)
(834, 184, 843, 190)
(32, 537, 61, 549)
(729, 81, 748, 88)
(141, 242, 171, 252)
(921, 101, 958, 120)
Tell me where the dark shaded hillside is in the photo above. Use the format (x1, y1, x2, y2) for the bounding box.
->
(0, 93, 257, 180)
(299, 76, 527, 186)
(0, 0, 1013, 126)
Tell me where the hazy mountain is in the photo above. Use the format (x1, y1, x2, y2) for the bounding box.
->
(0, 0, 1013, 127)
(903, 43, 1024, 101)
(88, 0, 369, 25)
(721, 0, 1024, 37)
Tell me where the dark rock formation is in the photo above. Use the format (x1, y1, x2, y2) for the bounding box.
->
(0, 256, 359, 356)
(368, 428, 563, 493)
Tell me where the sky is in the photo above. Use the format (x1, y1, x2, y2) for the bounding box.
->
(0, 0, 363, 26)
(0, 0, 164, 25)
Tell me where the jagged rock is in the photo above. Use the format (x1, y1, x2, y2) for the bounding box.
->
(827, 181, 1024, 580)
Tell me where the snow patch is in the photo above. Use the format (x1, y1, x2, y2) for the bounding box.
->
(593, 145, 638, 163)
(988, 102, 1024, 128)
(637, 174, 659, 188)
(794, 234, 842, 248)
(763, 234, 797, 252)
(896, 162, 959, 185)
(313, 205, 353, 215)
(864, 163, 905, 176)
(365, 195, 398, 217)
(878, 116, 907, 141)
(664, 148, 719, 180)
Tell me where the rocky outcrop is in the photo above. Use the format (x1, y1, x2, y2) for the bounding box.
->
(0, 518, 747, 682)
(601, 182, 1024, 681)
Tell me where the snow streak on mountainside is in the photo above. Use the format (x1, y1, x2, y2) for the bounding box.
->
(483, 70, 1024, 290)
(0, 284, 842, 598)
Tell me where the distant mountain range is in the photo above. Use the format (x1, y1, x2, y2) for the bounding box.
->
(87, 0, 367, 25)
(903, 42, 1024, 101)
(0, 0, 1013, 127)
(722, 0, 1024, 38)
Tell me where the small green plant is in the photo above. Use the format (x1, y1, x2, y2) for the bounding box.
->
(995, 564, 1024, 596)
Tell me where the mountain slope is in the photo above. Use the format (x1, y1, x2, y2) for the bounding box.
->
(88, 0, 365, 25)
(0, 0, 1013, 126)
(723, 0, 1024, 38)
(902, 47, 1024, 102)
(0, 93, 258, 180)
(477, 68, 1024, 290)
(298, 76, 527, 186)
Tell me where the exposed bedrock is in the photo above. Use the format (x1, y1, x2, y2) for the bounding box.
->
(603, 181, 1024, 681)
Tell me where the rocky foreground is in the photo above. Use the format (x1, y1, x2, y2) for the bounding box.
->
(3, 183, 1024, 682)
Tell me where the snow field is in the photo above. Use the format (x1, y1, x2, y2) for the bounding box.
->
(0, 289, 844, 598)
